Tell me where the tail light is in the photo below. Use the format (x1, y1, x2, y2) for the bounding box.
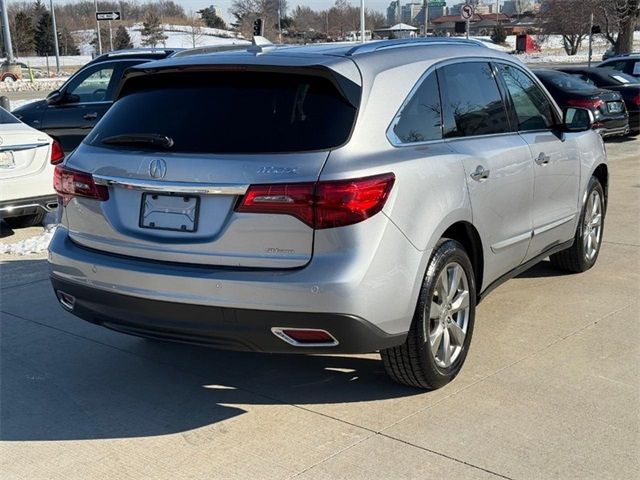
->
(632, 94, 640, 106)
(236, 173, 395, 229)
(50, 139, 64, 165)
(567, 98, 604, 109)
(54, 165, 109, 205)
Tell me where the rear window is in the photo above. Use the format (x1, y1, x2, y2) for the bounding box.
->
(0, 107, 20, 124)
(86, 71, 358, 153)
(544, 73, 598, 91)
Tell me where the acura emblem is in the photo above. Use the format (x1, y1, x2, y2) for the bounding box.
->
(148, 158, 167, 179)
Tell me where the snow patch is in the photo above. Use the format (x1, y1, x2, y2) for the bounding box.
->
(0, 212, 58, 256)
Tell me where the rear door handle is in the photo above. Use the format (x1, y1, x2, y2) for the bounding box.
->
(470, 165, 490, 182)
(83, 112, 98, 121)
(535, 152, 551, 166)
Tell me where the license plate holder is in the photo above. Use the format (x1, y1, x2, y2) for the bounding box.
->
(607, 102, 623, 113)
(139, 193, 200, 232)
(0, 151, 15, 169)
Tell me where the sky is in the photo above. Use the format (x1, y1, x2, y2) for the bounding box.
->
(11, 0, 467, 25)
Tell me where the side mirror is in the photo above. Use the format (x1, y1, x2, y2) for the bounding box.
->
(46, 90, 63, 105)
(563, 107, 595, 132)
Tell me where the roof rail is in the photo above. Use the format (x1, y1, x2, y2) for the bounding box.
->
(345, 37, 488, 56)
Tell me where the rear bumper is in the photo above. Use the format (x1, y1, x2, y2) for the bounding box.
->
(597, 116, 629, 138)
(50, 276, 406, 353)
(0, 194, 58, 219)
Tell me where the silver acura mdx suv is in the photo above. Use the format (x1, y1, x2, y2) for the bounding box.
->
(49, 39, 608, 389)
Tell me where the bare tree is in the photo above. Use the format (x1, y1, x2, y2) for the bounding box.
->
(593, 0, 639, 54)
(538, 0, 591, 55)
(185, 11, 206, 48)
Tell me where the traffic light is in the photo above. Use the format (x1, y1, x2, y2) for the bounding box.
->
(253, 18, 263, 37)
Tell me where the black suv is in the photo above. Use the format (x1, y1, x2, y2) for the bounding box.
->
(12, 49, 177, 152)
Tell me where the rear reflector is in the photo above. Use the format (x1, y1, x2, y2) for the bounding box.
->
(54, 165, 109, 205)
(271, 327, 339, 347)
(50, 139, 65, 165)
(236, 173, 395, 229)
(567, 98, 605, 109)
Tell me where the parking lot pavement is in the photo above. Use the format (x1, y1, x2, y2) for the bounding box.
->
(1, 138, 638, 480)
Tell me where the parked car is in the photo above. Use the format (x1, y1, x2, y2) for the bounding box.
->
(0, 107, 64, 228)
(49, 39, 608, 390)
(598, 53, 640, 78)
(556, 67, 640, 135)
(11, 49, 178, 153)
(534, 69, 629, 138)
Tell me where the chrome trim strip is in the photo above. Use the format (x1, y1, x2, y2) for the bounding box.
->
(0, 202, 56, 213)
(491, 231, 532, 253)
(533, 214, 577, 237)
(0, 141, 49, 153)
(92, 174, 249, 195)
(271, 327, 339, 348)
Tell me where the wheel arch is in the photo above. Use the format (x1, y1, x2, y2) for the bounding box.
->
(441, 221, 484, 297)
(592, 163, 608, 212)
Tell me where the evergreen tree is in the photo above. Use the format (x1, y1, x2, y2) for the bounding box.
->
(11, 12, 35, 57)
(141, 12, 167, 47)
(59, 27, 79, 55)
(198, 6, 228, 29)
(490, 24, 507, 44)
(114, 25, 133, 49)
(34, 11, 54, 56)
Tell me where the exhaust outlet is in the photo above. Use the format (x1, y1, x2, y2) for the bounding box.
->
(57, 291, 75, 310)
(271, 327, 339, 347)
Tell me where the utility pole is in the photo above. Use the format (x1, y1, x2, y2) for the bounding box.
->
(108, 20, 113, 51)
(0, 0, 15, 63)
(94, 0, 102, 55)
(360, 0, 365, 43)
(588, 11, 594, 67)
(278, 0, 282, 43)
(50, 0, 60, 74)
(422, 0, 429, 37)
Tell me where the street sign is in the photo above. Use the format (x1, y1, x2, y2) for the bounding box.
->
(460, 4, 474, 20)
(96, 11, 121, 21)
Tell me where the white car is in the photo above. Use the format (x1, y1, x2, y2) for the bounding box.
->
(0, 107, 63, 228)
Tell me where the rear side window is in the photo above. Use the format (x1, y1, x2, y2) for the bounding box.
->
(496, 64, 556, 131)
(437, 62, 510, 138)
(87, 71, 358, 153)
(391, 72, 442, 143)
(0, 107, 20, 124)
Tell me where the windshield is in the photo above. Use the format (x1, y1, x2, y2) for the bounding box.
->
(0, 107, 21, 124)
(86, 71, 358, 154)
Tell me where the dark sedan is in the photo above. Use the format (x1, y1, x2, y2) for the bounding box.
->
(534, 69, 629, 138)
(556, 67, 639, 135)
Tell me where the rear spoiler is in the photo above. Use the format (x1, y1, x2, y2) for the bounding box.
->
(114, 63, 362, 110)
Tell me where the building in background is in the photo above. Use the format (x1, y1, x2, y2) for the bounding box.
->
(401, 3, 424, 26)
(386, 1, 401, 26)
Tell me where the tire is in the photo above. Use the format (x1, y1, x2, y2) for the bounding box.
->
(381, 239, 476, 390)
(3, 212, 45, 229)
(550, 176, 605, 273)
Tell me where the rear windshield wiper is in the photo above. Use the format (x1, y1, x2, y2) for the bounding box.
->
(101, 133, 174, 149)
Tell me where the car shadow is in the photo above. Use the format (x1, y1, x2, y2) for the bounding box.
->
(515, 258, 573, 279)
(1, 259, 421, 442)
(0, 220, 15, 239)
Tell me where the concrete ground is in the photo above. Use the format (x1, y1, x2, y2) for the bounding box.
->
(0, 138, 638, 480)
